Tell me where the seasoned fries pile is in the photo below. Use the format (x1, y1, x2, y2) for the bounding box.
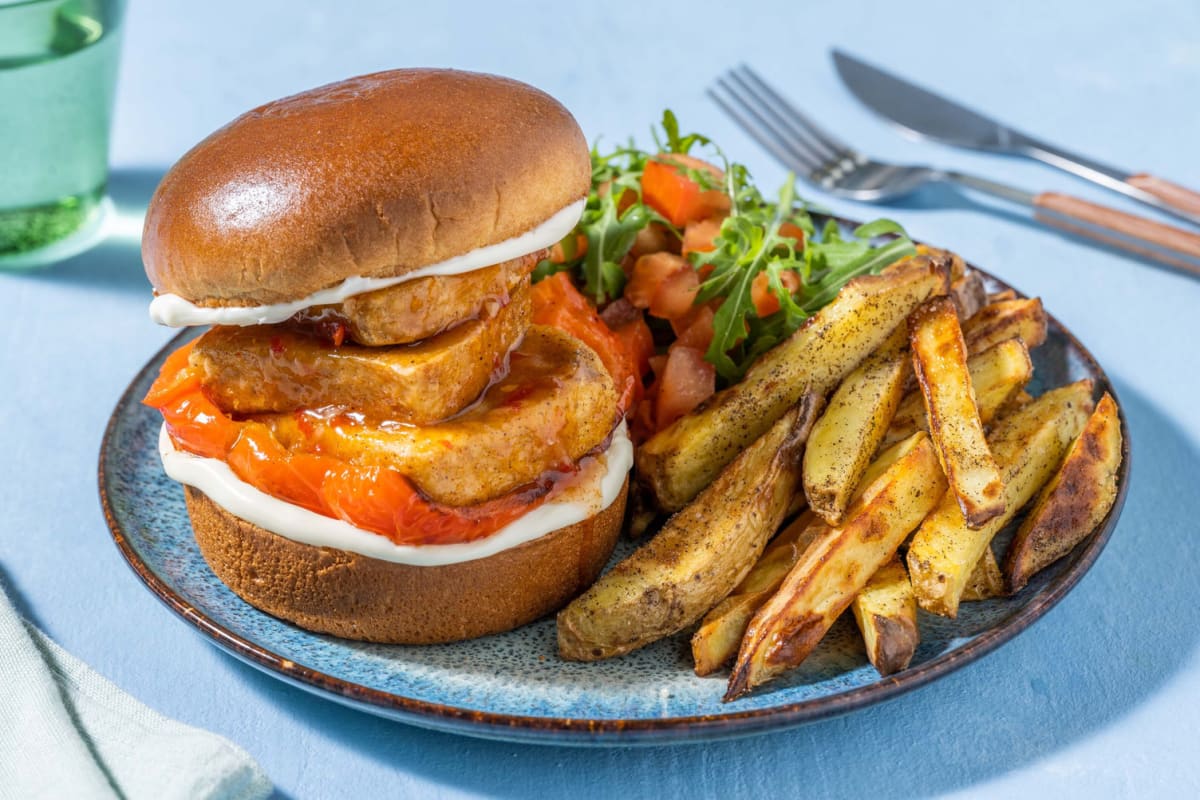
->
(556, 248, 1124, 700)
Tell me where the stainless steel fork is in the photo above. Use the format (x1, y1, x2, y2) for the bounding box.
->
(710, 64, 1200, 278)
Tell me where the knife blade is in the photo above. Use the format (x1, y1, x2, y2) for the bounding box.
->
(831, 48, 1200, 226)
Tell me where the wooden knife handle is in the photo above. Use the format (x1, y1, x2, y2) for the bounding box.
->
(1127, 174, 1200, 216)
(1033, 192, 1200, 279)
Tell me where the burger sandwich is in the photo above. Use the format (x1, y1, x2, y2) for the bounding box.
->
(141, 69, 632, 644)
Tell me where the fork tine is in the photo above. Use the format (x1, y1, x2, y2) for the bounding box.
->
(723, 69, 840, 171)
(733, 64, 857, 161)
(709, 79, 819, 179)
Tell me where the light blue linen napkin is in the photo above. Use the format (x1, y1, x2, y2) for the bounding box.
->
(0, 582, 272, 800)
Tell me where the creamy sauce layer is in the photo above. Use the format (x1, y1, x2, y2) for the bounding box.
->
(149, 199, 586, 327)
(159, 421, 632, 567)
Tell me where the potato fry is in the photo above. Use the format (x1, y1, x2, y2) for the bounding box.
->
(803, 326, 909, 525)
(558, 394, 822, 661)
(692, 511, 824, 676)
(987, 289, 1018, 303)
(726, 432, 946, 700)
(907, 381, 1094, 617)
(883, 337, 1033, 449)
(851, 558, 919, 676)
(636, 256, 948, 511)
(949, 270, 987, 321)
(915, 244, 966, 281)
(961, 547, 1004, 601)
(963, 297, 1048, 353)
(1004, 392, 1123, 593)
(910, 297, 1006, 527)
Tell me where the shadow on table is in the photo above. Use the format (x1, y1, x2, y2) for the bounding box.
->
(23, 168, 162, 295)
(231, 378, 1197, 799)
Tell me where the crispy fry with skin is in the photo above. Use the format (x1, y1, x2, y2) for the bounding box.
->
(882, 337, 1032, 449)
(962, 297, 1048, 354)
(949, 270, 987, 321)
(851, 559, 919, 676)
(803, 326, 909, 525)
(557, 394, 822, 661)
(726, 432, 946, 700)
(1004, 392, 1123, 593)
(907, 381, 1094, 617)
(961, 547, 1004, 601)
(910, 297, 1006, 528)
(691, 511, 824, 676)
(636, 256, 947, 512)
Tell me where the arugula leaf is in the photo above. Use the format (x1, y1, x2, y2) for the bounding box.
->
(533, 111, 916, 382)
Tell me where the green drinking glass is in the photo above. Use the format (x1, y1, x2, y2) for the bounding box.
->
(0, 0, 125, 269)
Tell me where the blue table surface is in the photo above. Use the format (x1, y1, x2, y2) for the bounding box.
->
(4, 1, 1199, 797)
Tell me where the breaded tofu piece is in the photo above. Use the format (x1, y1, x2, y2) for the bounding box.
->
(295, 252, 538, 345)
(193, 284, 530, 425)
(258, 325, 619, 506)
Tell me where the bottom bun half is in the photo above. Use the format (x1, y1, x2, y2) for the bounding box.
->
(185, 480, 627, 644)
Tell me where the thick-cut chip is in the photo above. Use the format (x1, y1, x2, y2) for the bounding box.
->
(949, 270, 987, 321)
(851, 558, 919, 676)
(726, 432, 946, 700)
(296, 251, 538, 345)
(910, 296, 1006, 528)
(637, 256, 947, 512)
(907, 381, 1094, 617)
(962, 297, 1047, 354)
(558, 395, 822, 662)
(961, 547, 1004, 601)
(193, 283, 530, 425)
(882, 337, 1033, 449)
(692, 511, 824, 676)
(1004, 392, 1123, 593)
(915, 245, 966, 281)
(803, 326, 908, 525)
(257, 325, 618, 506)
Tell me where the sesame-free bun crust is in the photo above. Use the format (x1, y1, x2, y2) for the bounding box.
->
(144, 69, 591, 307)
(184, 480, 627, 644)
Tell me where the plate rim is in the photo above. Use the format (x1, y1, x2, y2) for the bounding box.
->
(99, 261, 1132, 745)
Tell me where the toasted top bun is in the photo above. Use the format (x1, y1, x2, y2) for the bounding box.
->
(143, 69, 590, 307)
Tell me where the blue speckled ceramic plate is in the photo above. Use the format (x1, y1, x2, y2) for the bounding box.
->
(99, 265, 1129, 746)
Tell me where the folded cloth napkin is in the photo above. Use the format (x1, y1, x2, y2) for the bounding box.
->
(0, 581, 272, 800)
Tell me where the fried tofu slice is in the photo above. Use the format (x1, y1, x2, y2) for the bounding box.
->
(258, 325, 617, 506)
(851, 558, 920, 676)
(193, 282, 529, 425)
(726, 432, 946, 700)
(910, 297, 1006, 528)
(296, 251, 538, 345)
(907, 381, 1094, 617)
(1004, 392, 1123, 593)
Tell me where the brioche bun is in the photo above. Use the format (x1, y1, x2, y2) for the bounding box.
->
(143, 69, 591, 307)
(185, 480, 627, 644)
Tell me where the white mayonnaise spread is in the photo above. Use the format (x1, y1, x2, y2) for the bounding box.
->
(149, 198, 586, 327)
(159, 421, 632, 567)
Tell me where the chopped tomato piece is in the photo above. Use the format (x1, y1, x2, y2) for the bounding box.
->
(642, 154, 727, 227)
(682, 218, 723, 257)
(630, 222, 678, 258)
(612, 315, 655, 378)
(751, 270, 801, 318)
(674, 305, 715, 352)
(531, 272, 640, 412)
(778, 222, 807, 249)
(656, 345, 716, 430)
(649, 266, 700, 320)
(648, 354, 668, 377)
(548, 232, 588, 264)
(625, 252, 688, 309)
